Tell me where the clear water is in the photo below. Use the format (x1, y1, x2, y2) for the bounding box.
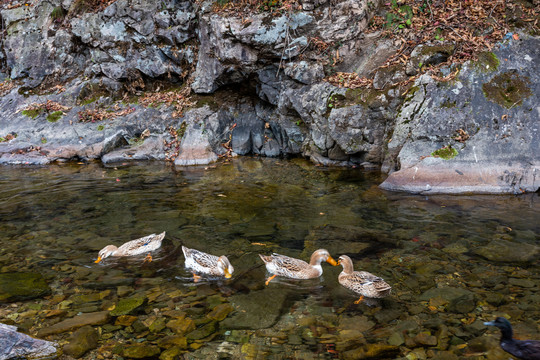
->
(0, 158, 538, 359)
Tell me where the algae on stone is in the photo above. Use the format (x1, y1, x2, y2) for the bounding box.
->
(0, 272, 51, 302)
(482, 71, 532, 109)
(431, 145, 458, 160)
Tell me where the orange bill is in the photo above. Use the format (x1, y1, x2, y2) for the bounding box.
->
(326, 256, 338, 266)
(224, 268, 232, 279)
(94, 256, 102, 264)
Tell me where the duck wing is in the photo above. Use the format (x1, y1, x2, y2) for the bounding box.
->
(187, 248, 219, 268)
(352, 271, 392, 291)
(269, 253, 309, 273)
(117, 233, 159, 255)
(507, 339, 540, 360)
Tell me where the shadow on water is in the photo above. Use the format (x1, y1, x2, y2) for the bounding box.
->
(0, 158, 539, 359)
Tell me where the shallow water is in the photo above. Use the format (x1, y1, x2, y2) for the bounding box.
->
(0, 158, 538, 359)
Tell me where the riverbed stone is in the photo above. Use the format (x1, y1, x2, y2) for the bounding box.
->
(186, 320, 217, 340)
(157, 335, 188, 349)
(37, 311, 109, 337)
(166, 317, 196, 335)
(110, 295, 146, 316)
(122, 344, 161, 358)
(221, 288, 288, 329)
(473, 240, 540, 263)
(342, 343, 400, 360)
(159, 346, 183, 360)
(0, 272, 51, 302)
(207, 303, 234, 321)
(63, 325, 99, 358)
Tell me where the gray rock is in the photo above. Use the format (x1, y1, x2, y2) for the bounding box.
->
(0, 323, 58, 360)
(381, 37, 540, 194)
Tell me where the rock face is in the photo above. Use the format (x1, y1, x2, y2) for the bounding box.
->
(0, 0, 538, 194)
(0, 323, 58, 360)
(380, 38, 539, 194)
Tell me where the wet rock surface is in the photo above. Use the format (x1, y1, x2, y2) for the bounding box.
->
(0, 323, 58, 359)
(380, 37, 540, 194)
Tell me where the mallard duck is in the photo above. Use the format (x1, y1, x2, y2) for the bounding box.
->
(337, 255, 391, 304)
(484, 317, 540, 360)
(182, 246, 234, 281)
(95, 232, 166, 263)
(259, 249, 338, 285)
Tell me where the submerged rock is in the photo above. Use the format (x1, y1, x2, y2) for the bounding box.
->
(473, 240, 540, 263)
(62, 325, 98, 358)
(0, 272, 50, 302)
(37, 311, 109, 337)
(122, 344, 161, 359)
(0, 323, 58, 359)
(221, 288, 288, 329)
(109, 295, 146, 316)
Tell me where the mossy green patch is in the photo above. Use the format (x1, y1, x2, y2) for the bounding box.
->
(110, 296, 146, 316)
(0, 272, 51, 302)
(482, 71, 532, 109)
(177, 121, 187, 139)
(46, 111, 63, 122)
(474, 52, 500, 72)
(431, 145, 458, 160)
(22, 109, 43, 119)
(97, 125, 105, 131)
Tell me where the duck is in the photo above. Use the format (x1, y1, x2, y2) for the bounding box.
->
(182, 246, 234, 281)
(484, 317, 540, 360)
(337, 255, 391, 304)
(259, 249, 338, 285)
(95, 232, 166, 263)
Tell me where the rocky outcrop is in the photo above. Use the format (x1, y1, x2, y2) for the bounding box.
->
(380, 37, 539, 194)
(0, 0, 538, 194)
(0, 323, 58, 360)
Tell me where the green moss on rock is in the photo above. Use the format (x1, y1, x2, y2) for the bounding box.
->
(22, 109, 43, 119)
(47, 111, 63, 122)
(431, 145, 458, 160)
(110, 296, 146, 316)
(0, 272, 51, 302)
(475, 51, 500, 72)
(482, 71, 532, 109)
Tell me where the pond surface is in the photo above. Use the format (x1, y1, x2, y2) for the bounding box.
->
(0, 158, 539, 360)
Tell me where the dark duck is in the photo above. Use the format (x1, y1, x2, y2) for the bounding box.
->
(484, 317, 540, 360)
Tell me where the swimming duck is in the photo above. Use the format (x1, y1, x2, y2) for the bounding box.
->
(95, 232, 166, 263)
(182, 246, 234, 281)
(259, 249, 338, 285)
(337, 255, 391, 303)
(484, 317, 540, 360)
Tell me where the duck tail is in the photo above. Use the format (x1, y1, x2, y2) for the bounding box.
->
(259, 254, 271, 263)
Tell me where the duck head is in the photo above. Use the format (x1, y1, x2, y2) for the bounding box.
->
(217, 256, 234, 278)
(310, 249, 338, 266)
(337, 255, 355, 273)
(484, 317, 513, 339)
(95, 245, 118, 263)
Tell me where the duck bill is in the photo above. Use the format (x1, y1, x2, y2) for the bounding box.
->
(94, 256, 102, 264)
(484, 321, 495, 326)
(326, 257, 338, 266)
(336, 260, 341, 266)
(224, 269, 232, 279)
